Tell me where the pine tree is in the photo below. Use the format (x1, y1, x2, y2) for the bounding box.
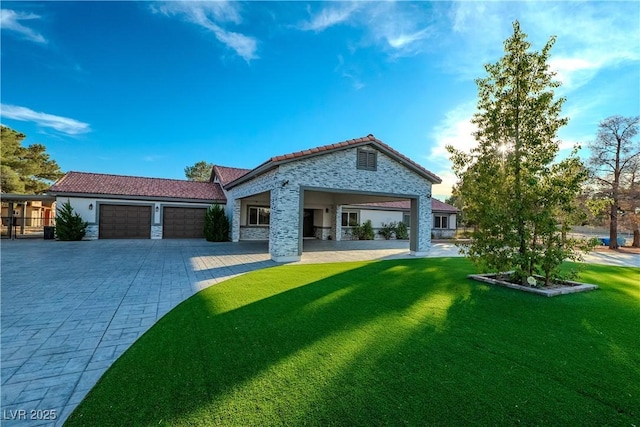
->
(204, 204, 230, 242)
(55, 201, 88, 241)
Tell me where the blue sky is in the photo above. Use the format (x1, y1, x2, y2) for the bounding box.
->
(1, 1, 639, 198)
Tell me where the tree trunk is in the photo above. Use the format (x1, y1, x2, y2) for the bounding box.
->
(609, 204, 619, 249)
(633, 227, 640, 248)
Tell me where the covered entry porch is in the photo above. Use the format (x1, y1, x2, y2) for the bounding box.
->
(231, 187, 431, 262)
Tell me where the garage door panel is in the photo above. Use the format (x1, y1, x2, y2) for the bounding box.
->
(163, 207, 206, 239)
(99, 205, 151, 239)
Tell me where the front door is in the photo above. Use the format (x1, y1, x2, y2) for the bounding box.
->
(303, 209, 315, 238)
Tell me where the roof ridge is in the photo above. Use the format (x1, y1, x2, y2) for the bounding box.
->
(269, 134, 377, 162)
(64, 171, 211, 184)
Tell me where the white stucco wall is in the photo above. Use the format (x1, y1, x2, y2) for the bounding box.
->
(360, 210, 404, 228)
(56, 196, 217, 240)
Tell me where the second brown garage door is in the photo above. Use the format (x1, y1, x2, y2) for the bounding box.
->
(163, 207, 206, 239)
(99, 204, 151, 239)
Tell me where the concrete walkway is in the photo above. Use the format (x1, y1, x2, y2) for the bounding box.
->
(1, 239, 637, 426)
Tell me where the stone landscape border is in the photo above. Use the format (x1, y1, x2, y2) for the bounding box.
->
(468, 273, 599, 297)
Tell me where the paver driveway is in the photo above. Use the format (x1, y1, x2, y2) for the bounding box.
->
(1, 239, 277, 426)
(1, 239, 636, 426)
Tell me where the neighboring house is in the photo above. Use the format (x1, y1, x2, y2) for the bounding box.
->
(343, 198, 459, 240)
(48, 134, 442, 262)
(1, 194, 56, 238)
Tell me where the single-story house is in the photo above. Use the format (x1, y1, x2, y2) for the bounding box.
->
(49, 134, 445, 261)
(344, 199, 458, 240)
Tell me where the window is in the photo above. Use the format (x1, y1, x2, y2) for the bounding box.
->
(357, 149, 377, 171)
(248, 206, 270, 226)
(341, 211, 358, 227)
(402, 213, 411, 227)
(434, 215, 448, 229)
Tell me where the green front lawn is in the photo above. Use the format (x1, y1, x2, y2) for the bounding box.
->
(66, 258, 639, 426)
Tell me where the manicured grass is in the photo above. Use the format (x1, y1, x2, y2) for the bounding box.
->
(66, 258, 639, 426)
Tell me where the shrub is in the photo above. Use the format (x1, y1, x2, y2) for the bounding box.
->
(395, 221, 409, 239)
(378, 222, 397, 240)
(55, 201, 88, 241)
(204, 204, 230, 242)
(349, 220, 375, 240)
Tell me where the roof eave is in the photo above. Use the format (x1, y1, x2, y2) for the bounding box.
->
(47, 191, 227, 204)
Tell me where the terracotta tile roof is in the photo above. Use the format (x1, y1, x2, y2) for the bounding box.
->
(227, 134, 441, 188)
(271, 134, 440, 182)
(431, 198, 459, 212)
(212, 165, 251, 186)
(354, 201, 411, 209)
(353, 199, 459, 212)
(49, 172, 226, 202)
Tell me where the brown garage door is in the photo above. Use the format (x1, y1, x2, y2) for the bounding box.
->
(99, 205, 151, 239)
(163, 207, 206, 239)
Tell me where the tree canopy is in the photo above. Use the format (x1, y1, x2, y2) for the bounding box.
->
(1, 126, 64, 194)
(447, 21, 590, 286)
(184, 161, 214, 182)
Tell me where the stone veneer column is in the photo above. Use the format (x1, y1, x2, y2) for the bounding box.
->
(334, 205, 342, 241)
(410, 195, 432, 256)
(231, 199, 241, 242)
(269, 185, 302, 262)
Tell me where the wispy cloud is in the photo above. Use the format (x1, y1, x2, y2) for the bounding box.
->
(447, 1, 640, 89)
(298, 2, 436, 58)
(298, 2, 359, 32)
(335, 54, 365, 90)
(1, 104, 90, 135)
(151, 1, 258, 62)
(142, 154, 167, 162)
(1, 8, 47, 44)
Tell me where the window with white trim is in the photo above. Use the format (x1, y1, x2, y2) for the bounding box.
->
(341, 211, 359, 227)
(248, 206, 270, 226)
(357, 149, 377, 171)
(433, 215, 448, 229)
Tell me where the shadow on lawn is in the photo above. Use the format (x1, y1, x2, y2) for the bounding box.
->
(66, 260, 640, 426)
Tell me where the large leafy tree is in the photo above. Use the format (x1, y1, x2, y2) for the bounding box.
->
(587, 116, 639, 249)
(1, 126, 64, 194)
(184, 161, 214, 181)
(448, 21, 589, 286)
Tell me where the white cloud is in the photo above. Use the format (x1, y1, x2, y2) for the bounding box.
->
(334, 54, 365, 90)
(447, 1, 639, 90)
(425, 101, 479, 197)
(387, 28, 430, 50)
(432, 170, 458, 198)
(1, 9, 47, 44)
(298, 3, 359, 32)
(1, 104, 90, 135)
(298, 2, 436, 58)
(430, 101, 478, 160)
(151, 1, 258, 62)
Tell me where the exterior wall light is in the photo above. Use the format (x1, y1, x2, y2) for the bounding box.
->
(89, 203, 93, 210)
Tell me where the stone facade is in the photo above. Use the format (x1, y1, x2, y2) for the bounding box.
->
(85, 224, 99, 240)
(151, 225, 162, 239)
(240, 226, 269, 240)
(226, 144, 434, 262)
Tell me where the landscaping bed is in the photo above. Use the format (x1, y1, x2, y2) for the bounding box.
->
(468, 272, 599, 297)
